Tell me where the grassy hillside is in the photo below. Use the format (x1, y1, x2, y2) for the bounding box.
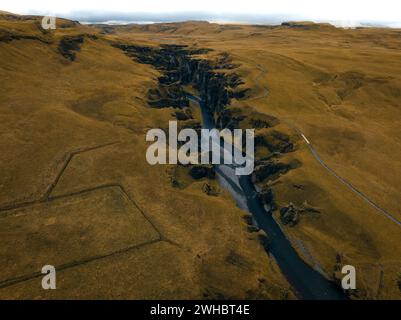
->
(103, 20, 401, 298)
(1, 13, 401, 299)
(0, 15, 291, 299)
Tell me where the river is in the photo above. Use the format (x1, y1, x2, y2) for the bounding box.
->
(188, 94, 347, 300)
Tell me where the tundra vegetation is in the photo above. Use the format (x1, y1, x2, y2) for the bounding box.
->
(0, 11, 401, 299)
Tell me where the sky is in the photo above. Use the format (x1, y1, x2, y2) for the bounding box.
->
(1, 0, 401, 26)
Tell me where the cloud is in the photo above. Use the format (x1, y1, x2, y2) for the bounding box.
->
(2, 0, 400, 24)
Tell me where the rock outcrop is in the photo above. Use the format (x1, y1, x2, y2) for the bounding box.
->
(189, 165, 216, 180)
(279, 201, 321, 227)
(116, 44, 247, 126)
(58, 35, 84, 61)
(279, 203, 300, 227)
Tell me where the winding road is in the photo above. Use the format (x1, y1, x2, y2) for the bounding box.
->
(248, 61, 401, 228)
(297, 128, 401, 228)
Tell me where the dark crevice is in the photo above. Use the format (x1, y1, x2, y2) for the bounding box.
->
(115, 43, 247, 128)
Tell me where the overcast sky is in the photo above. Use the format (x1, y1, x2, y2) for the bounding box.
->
(1, 0, 401, 25)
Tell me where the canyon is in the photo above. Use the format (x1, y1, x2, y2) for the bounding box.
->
(1, 11, 401, 299)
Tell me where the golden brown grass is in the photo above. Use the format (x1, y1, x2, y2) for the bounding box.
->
(1, 13, 401, 299)
(0, 14, 291, 299)
(106, 20, 401, 298)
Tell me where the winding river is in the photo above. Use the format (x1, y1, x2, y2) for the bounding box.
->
(188, 94, 347, 300)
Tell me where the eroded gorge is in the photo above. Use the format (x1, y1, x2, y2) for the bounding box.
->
(116, 43, 347, 299)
